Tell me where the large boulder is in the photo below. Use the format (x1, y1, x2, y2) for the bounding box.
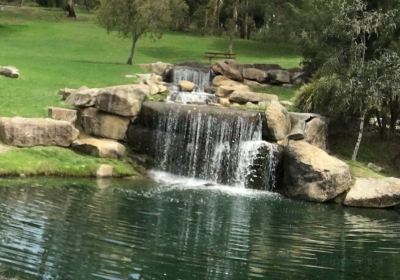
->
(139, 62, 173, 76)
(211, 60, 243, 81)
(344, 178, 400, 208)
(0, 117, 79, 147)
(229, 90, 278, 104)
(78, 108, 130, 141)
(0, 66, 20, 78)
(264, 101, 291, 141)
(72, 137, 126, 159)
(266, 69, 291, 84)
(283, 141, 352, 202)
(48, 107, 78, 125)
(242, 68, 268, 83)
(95, 85, 147, 117)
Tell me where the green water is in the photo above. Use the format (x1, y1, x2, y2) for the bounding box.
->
(0, 176, 399, 280)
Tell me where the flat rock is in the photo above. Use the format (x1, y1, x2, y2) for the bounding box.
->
(79, 108, 130, 141)
(229, 90, 278, 104)
(0, 117, 79, 147)
(48, 107, 77, 124)
(267, 69, 291, 84)
(0, 66, 20, 78)
(72, 137, 126, 159)
(242, 68, 268, 83)
(283, 141, 352, 202)
(95, 85, 147, 117)
(344, 178, 400, 208)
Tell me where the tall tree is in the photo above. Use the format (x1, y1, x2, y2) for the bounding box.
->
(98, 0, 174, 65)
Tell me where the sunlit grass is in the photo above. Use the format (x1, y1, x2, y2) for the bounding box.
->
(0, 6, 301, 117)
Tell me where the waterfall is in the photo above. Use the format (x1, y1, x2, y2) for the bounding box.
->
(168, 67, 218, 105)
(140, 103, 280, 191)
(173, 67, 212, 91)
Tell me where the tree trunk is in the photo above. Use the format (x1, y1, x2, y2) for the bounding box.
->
(127, 34, 138, 65)
(66, 0, 77, 18)
(389, 100, 399, 133)
(19, 0, 24, 7)
(352, 111, 366, 161)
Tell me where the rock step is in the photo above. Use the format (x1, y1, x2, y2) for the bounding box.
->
(344, 178, 400, 208)
(72, 137, 126, 159)
(0, 117, 79, 147)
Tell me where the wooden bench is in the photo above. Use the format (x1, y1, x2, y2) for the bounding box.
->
(204, 51, 236, 63)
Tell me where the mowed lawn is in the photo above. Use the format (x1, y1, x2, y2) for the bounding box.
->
(0, 6, 301, 117)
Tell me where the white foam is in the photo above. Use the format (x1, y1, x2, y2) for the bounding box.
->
(148, 170, 281, 198)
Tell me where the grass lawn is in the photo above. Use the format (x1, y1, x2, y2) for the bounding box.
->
(0, 6, 301, 117)
(0, 146, 138, 177)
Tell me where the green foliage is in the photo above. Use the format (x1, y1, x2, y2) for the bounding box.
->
(0, 147, 137, 177)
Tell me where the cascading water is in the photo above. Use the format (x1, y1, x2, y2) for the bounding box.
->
(132, 103, 281, 191)
(167, 67, 218, 105)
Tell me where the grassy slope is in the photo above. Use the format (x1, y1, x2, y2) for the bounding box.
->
(0, 7, 301, 117)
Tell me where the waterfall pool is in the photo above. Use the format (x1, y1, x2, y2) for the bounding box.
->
(0, 177, 398, 280)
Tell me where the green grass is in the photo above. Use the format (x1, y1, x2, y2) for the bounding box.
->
(0, 6, 301, 117)
(330, 132, 400, 178)
(0, 146, 138, 177)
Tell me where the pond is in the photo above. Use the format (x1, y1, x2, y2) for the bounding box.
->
(0, 174, 399, 280)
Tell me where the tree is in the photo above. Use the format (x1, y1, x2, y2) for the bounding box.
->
(97, 0, 174, 65)
(295, 0, 398, 161)
(66, 0, 77, 18)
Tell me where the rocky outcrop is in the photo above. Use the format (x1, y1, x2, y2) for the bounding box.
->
(48, 107, 77, 125)
(65, 88, 99, 107)
(344, 178, 400, 208)
(0, 117, 79, 147)
(95, 85, 146, 117)
(265, 101, 291, 141)
(179, 80, 195, 92)
(283, 141, 352, 202)
(137, 73, 168, 95)
(72, 137, 126, 159)
(229, 91, 278, 104)
(139, 61, 173, 76)
(209, 61, 307, 87)
(211, 60, 243, 81)
(79, 108, 130, 141)
(0, 66, 20, 78)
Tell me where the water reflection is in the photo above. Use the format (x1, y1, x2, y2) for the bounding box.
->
(0, 178, 398, 280)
